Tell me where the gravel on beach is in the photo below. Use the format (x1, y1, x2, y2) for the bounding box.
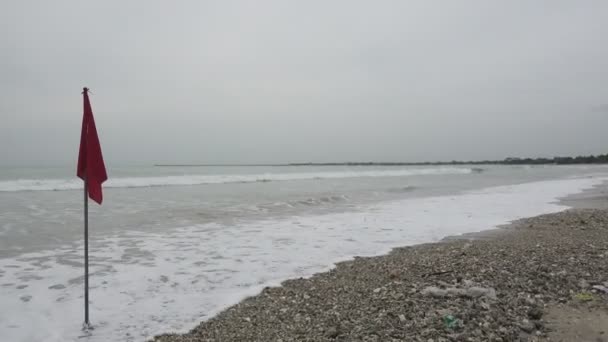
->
(153, 209, 608, 342)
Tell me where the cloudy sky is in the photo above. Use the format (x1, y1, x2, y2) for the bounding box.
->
(1, 1, 607, 166)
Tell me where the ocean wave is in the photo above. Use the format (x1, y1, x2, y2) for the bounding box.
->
(0, 167, 473, 192)
(252, 195, 350, 212)
(386, 186, 419, 193)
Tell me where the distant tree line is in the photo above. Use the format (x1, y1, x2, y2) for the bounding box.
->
(289, 154, 608, 166)
(502, 154, 608, 165)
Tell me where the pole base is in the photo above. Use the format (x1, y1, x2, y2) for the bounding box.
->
(82, 322, 94, 331)
(79, 322, 94, 339)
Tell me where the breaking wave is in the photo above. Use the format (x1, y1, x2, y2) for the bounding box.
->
(250, 195, 351, 212)
(386, 185, 419, 193)
(0, 167, 473, 192)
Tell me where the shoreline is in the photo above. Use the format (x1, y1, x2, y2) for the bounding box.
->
(439, 179, 608, 244)
(152, 182, 608, 341)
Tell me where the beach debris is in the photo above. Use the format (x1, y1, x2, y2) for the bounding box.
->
(443, 314, 457, 329)
(592, 285, 608, 294)
(421, 286, 447, 297)
(467, 286, 497, 299)
(574, 292, 594, 302)
(420, 284, 496, 299)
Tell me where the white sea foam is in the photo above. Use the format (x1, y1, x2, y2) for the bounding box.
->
(0, 177, 602, 342)
(0, 167, 473, 192)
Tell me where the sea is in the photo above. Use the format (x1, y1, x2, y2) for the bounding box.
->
(1, 164, 607, 341)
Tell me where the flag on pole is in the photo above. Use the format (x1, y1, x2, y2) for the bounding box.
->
(77, 87, 107, 204)
(77, 87, 107, 328)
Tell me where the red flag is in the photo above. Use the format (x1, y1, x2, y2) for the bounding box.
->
(77, 87, 107, 204)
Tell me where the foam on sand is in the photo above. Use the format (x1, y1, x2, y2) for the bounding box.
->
(0, 177, 602, 342)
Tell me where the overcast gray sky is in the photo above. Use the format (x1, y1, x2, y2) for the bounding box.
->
(1, 1, 607, 166)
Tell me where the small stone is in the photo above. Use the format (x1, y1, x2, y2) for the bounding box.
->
(527, 307, 543, 320)
(373, 287, 382, 293)
(398, 314, 406, 322)
(519, 319, 535, 333)
(325, 326, 340, 338)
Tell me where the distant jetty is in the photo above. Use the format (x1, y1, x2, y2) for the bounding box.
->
(155, 153, 608, 167)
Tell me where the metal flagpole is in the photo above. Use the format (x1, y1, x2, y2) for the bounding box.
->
(84, 178, 90, 328)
